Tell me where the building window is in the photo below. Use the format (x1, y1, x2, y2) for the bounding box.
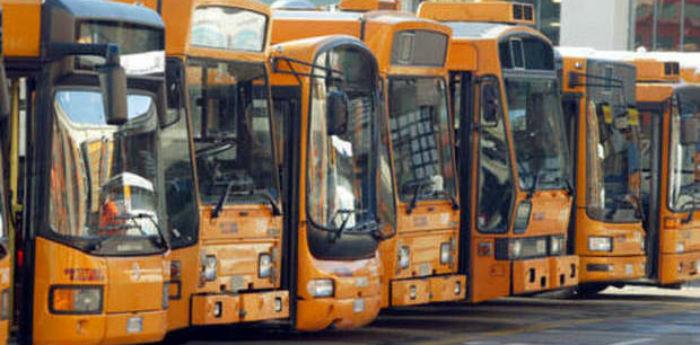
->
(633, 0, 700, 52)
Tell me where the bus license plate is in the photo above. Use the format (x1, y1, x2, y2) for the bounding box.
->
(127, 316, 143, 334)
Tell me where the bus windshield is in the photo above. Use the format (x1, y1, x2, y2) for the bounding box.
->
(307, 46, 379, 239)
(49, 87, 166, 255)
(668, 88, 700, 212)
(585, 100, 641, 222)
(388, 77, 456, 204)
(506, 77, 569, 191)
(187, 60, 279, 207)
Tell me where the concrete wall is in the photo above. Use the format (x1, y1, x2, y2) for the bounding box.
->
(560, 0, 631, 50)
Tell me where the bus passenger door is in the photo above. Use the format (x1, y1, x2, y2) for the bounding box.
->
(271, 86, 300, 325)
(453, 72, 512, 302)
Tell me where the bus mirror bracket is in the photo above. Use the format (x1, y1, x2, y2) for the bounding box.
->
(48, 43, 128, 125)
(98, 62, 128, 126)
(157, 81, 178, 128)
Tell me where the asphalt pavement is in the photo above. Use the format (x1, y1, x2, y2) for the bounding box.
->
(160, 285, 700, 345)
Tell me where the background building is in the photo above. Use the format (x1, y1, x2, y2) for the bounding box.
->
(561, 0, 700, 52)
(264, 0, 700, 53)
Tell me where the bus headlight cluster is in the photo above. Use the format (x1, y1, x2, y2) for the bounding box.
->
(398, 245, 410, 269)
(258, 253, 273, 279)
(509, 239, 523, 259)
(51, 286, 102, 314)
(549, 236, 565, 256)
(307, 279, 334, 298)
(202, 255, 217, 282)
(440, 242, 452, 265)
(588, 237, 612, 252)
(496, 237, 548, 260)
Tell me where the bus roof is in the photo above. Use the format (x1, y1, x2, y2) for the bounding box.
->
(4, 0, 163, 58)
(160, 0, 271, 58)
(271, 9, 451, 74)
(417, 1, 536, 26)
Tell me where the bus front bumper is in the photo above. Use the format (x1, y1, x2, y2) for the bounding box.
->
(579, 255, 646, 283)
(295, 293, 381, 331)
(659, 251, 700, 285)
(190, 290, 289, 326)
(389, 274, 466, 306)
(512, 255, 579, 294)
(34, 309, 167, 345)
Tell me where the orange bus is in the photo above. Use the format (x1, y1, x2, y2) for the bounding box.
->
(4, 0, 171, 343)
(271, 4, 466, 309)
(631, 57, 700, 286)
(418, 1, 579, 302)
(0, 9, 11, 342)
(270, 35, 393, 330)
(556, 49, 646, 295)
(114, 0, 291, 331)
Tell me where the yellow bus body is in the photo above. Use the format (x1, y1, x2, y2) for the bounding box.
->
(3, 1, 170, 343)
(419, 1, 579, 302)
(147, 0, 289, 331)
(558, 50, 646, 287)
(269, 35, 385, 331)
(271, 8, 465, 309)
(632, 58, 700, 286)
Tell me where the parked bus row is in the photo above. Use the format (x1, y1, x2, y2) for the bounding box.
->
(0, 0, 697, 344)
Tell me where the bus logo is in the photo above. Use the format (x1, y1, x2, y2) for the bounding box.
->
(131, 263, 142, 281)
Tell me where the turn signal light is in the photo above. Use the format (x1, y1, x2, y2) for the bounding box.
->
(50, 286, 103, 314)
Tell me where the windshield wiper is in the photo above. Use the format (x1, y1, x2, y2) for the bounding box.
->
(406, 179, 432, 214)
(525, 173, 540, 200)
(230, 189, 282, 216)
(681, 186, 698, 224)
(434, 190, 460, 210)
(89, 223, 141, 251)
(212, 180, 236, 219)
(329, 208, 369, 241)
(121, 213, 169, 249)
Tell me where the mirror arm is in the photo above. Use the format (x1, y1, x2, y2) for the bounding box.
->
(47, 43, 121, 66)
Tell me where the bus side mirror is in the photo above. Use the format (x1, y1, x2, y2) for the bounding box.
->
(98, 63, 128, 126)
(327, 91, 349, 136)
(158, 81, 179, 128)
(681, 117, 699, 145)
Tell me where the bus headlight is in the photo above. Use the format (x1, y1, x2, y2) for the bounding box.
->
(258, 253, 273, 279)
(514, 201, 532, 233)
(509, 239, 523, 259)
(549, 236, 565, 256)
(162, 283, 169, 309)
(588, 237, 612, 252)
(51, 286, 102, 314)
(398, 246, 410, 269)
(440, 242, 452, 265)
(307, 279, 334, 298)
(676, 242, 685, 253)
(202, 255, 217, 282)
